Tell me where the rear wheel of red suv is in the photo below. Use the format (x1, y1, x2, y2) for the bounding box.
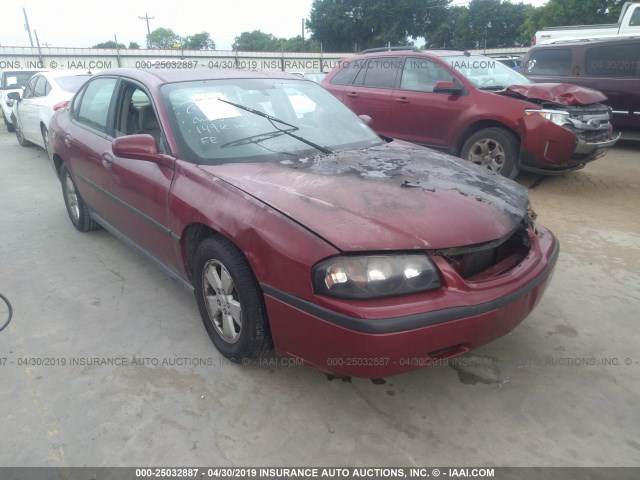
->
(461, 128, 519, 179)
(194, 236, 273, 363)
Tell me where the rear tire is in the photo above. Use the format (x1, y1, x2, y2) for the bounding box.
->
(194, 236, 272, 362)
(460, 128, 519, 179)
(60, 165, 101, 232)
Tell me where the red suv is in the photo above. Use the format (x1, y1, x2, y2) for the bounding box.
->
(322, 48, 620, 178)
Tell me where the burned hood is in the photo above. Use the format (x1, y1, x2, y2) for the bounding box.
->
(198, 142, 529, 251)
(499, 83, 608, 106)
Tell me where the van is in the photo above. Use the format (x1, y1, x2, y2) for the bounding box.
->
(522, 37, 640, 136)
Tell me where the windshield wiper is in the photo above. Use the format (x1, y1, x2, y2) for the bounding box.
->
(218, 98, 332, 154)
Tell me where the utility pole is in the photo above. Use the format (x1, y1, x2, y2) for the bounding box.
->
(138, 13, 155, 36)
(34, 30, 44, 66)
(301, 18, 305, 50)
(23, 8, 34, 47)
(114, 34, 122, 67)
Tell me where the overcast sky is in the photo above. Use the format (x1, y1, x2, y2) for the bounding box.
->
(2, 0, 549, 50)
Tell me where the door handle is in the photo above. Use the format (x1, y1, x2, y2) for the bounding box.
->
(395, 97, 410, 103)
(346, 92, 359, 98)
(102, 153, 114, 168)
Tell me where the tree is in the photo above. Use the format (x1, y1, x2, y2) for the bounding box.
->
(128, 42, 140, 49)
(523, 0, 626, 40)
(233, 30, 281, 51)
(146, 28, 181, 49)
(92, 40, 125, 49)
(425, 0, 532, 49)
(183, 32, 216, 50)
(306, 0, 451, 52)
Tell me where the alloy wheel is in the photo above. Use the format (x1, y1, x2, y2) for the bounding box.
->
(202, 259, 243, 344)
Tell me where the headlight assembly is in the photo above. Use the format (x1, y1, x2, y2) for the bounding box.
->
(313, 254, 441, 299)
(525, 109, 571, 127)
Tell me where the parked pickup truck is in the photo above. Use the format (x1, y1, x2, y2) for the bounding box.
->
(533, 1, 640, 45)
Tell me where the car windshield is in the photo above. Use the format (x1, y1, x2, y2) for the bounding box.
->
(443, 55, 531, 89)
(2, 71, 39, 89)
(162, 78, 382, 164)
(54, 75, 91, 93)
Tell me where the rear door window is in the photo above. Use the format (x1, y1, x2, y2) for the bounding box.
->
(524, 49, 572, 76)
(355, 57, 402, 89)
(585, 43, 640, 77)
(329, 60, 363, 86)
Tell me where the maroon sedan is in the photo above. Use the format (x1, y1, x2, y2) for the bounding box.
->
(48, 68, 558, 378)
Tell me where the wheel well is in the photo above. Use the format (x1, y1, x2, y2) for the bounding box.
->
(40, 122, 47, 134)
(453, 120, 520, 156)
(182, 223, 217, 282)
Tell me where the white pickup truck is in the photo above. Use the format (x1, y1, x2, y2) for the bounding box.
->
(533, 1, 640, 45)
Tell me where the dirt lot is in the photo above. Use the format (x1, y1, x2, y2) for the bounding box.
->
(0, 126, 638, 467)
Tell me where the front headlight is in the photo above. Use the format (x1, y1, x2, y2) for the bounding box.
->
(525, 109, 570, 127)
(313, 254, 441, 299)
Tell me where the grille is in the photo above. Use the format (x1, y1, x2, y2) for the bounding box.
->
(440, 226, 531, 281)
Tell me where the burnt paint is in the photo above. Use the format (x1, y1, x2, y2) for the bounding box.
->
(199, 142, 529, 251)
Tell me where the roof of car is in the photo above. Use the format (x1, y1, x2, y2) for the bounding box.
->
(93, 67, 299, 87)
(532, 35, 640, 48)
(355, 49, 472, 58)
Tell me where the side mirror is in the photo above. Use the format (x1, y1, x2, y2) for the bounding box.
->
(358, 114, 372, 126)
(433, 81, 463, 95)
(7, 92, 21, 102)
(112, 134, 174, 170)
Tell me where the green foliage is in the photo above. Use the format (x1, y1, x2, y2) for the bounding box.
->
(183, 32, 216, 50)
(425, 0, 532, 49)
(146, 28, 182, 49)
(92, 40, 126, 49)
(233, 30, 280, 51)
(232, 30, 321, 52)
(306, 0, 451, 52)
(128, 42, 140, 49)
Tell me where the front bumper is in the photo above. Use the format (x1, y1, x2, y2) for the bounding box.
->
(519, 113, 620, 174)
(263, 227, 559, 378)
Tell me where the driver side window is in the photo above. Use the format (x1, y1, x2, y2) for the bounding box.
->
(22, 76, 38, 99)
(400, 58, 454, 93)
(115, 84, 163, 150)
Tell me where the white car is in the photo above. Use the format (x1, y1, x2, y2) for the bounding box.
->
(289, 72, 328, 84)
(9, 70, 91, 149)
(1, 70, 42, 132)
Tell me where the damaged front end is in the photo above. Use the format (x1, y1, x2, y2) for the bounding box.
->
(431, 219, 533, 282)
(499, 84, 621, 173)
(518, 99, 620, 173)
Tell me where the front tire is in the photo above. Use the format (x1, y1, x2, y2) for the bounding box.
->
(194, 236, 272, 362)
(41, 124, 49, 151)
(4, 114, 15, 133)
(460, 127, 519, 179)
(14, 117, 33, 147)
(60, 165, 101, 232)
